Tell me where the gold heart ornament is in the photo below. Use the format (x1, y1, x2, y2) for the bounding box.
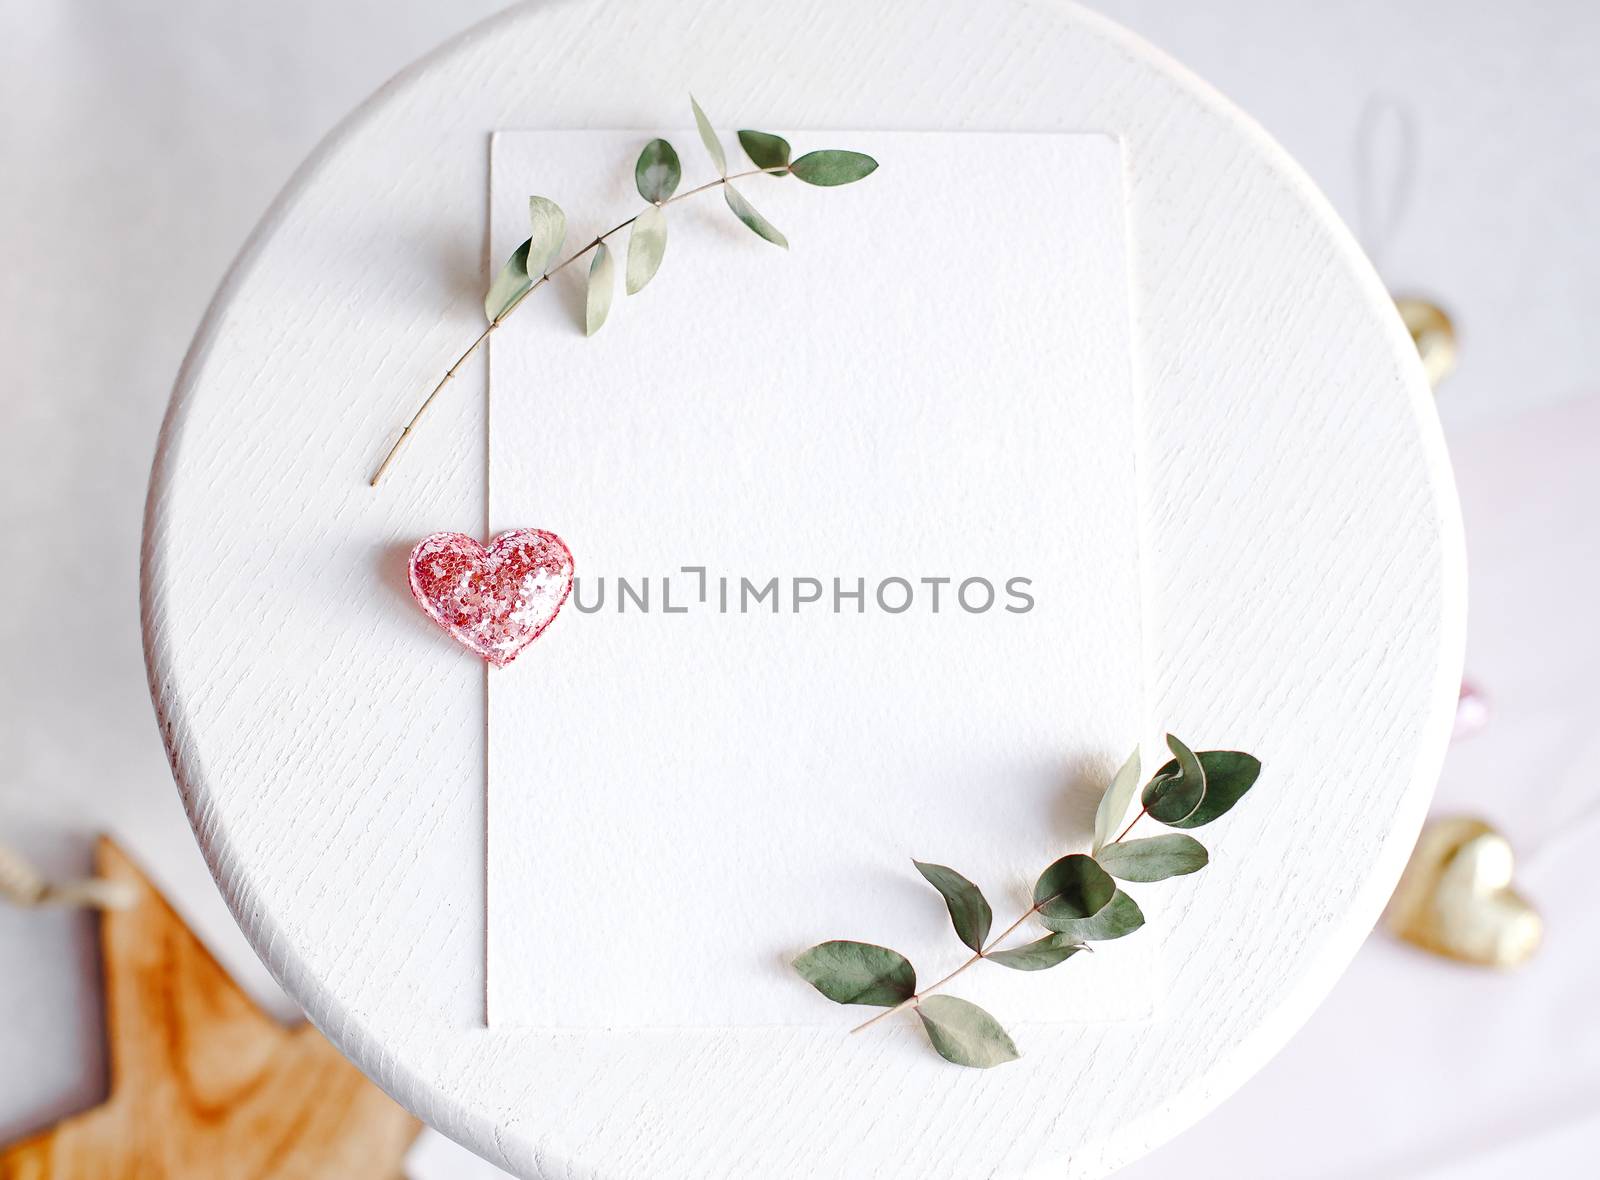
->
(1387, 817, 1542, 967)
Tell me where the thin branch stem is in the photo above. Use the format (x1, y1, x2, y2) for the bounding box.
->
(1112, 805, 1148, 846)
(368, 165, 789, 486)
(849, 906, 1043, 1034)
(367, 322, 496, 486)
(850, 801, 1151, 1035)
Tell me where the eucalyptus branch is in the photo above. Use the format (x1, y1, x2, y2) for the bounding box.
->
(794, 735, 1264, 1068)
(846, 806, 1153, 1035)
(847, 905, 1046, 1035)
(368, 96, 878, 487)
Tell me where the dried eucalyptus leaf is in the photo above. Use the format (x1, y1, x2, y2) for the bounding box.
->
(790, 149, 879, 186)
(526, 196, 567, 277)
(724, 184, 788, 249)
(915, 995, 1019, 1068)
(986, 934, 1087, 971)
(738, 129, 791, 173)
(483, 237, 532, 323)
(690, 94, 726, 175)
(626, 205, 668, 294)
(1038, 889, 1145, 941)
(792, 940, 915, 1006)
(1092, 746, 1142, 855)
(1096, 833, 1208, 882)
(1033, 853, 1116, 922)
(585, 241, 614, 337)
(1143, 733, 1207, 825)
(1168, 734, 1205, 788)
(634, 137, 682, 203)
(913, 860, 992, 953)
(1154, 751, 1263, 828)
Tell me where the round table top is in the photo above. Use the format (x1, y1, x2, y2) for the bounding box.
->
(142, 1, 1464, 1176)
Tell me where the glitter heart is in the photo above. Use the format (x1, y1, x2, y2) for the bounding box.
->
(408, 530, 574, 667)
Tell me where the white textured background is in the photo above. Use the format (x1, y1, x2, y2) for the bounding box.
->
(1, 2, 1595, 1175)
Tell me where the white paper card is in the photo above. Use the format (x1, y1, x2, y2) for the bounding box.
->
(487, 131, 1151, 1028)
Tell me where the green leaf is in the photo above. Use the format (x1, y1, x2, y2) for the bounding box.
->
(915, 995, 1019, 1068)
(634, 137, 682, 203)
(790, 150, 879, 186)
(1096, 833, 1209, 882)
(626, 205, 668, 294)
(526, 196, 567, 277)
(913, 861, 992, 953)
(724, 184, 788, 249)
(792, 940, 915, 1006)
(584, 241, 614, 337)
(1033, 853, 1116, 922)
(483, 237, 532, 323)
(738, 129, 791, 173)
(1039, 889, 1145, 941)
(1154, 751, 1263, 828)
(1091, 746, 1142, 855)
(1142, 733, 1207, 825)
(986, 934, 1087, 972)
(690, 94, 726, 175)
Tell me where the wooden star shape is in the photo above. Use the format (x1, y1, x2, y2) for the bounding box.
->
(0, 839, 421, 1179)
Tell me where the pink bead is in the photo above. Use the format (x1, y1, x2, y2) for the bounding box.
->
(1453, 679, 1489, 739)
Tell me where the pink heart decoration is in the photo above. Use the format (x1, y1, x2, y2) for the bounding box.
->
(408, 529, 574, 667)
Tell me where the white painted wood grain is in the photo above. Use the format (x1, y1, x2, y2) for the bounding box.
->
(139, 1, 1465, 1176)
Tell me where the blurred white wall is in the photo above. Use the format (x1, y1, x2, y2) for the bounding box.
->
(1, 2, 1595, 1176)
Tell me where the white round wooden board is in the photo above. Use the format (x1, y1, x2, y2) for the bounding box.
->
(141, 1, 1465, 1176)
